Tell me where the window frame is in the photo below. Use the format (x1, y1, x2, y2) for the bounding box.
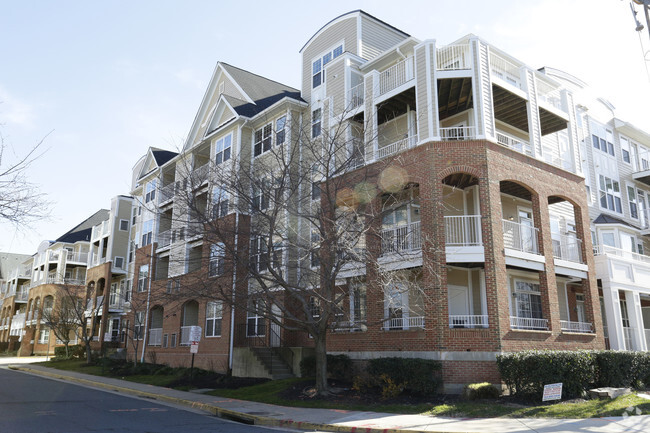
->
(144, 179, 157, 203)
(598, 174, 622, 214)
(311, 43, 344, 90)
(254, 123, 273, 157)
(311, 108, 322, 138)
(205, 301, 223, 337)
(214, 133, 232, 165)
(137, 264, 149, 292)
(119, 219, 129, 231)
(209, 243, 226, 277)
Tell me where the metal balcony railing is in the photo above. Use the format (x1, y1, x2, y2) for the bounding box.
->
(552, 235, 583, 263)
(496, 131, 532, 156)
(502, 219, 539, 254)
(159, 183, 175, 203)
(380, 221, 421, 255)
(378, 57, 415, 96)
(449, 314, 488, 328)
(444, 215, 482, 246)
(382, 316, 425, 330)
(148, 328, 162, 346)
(560, 320, 593, 333)
(510, 316, 548, 330)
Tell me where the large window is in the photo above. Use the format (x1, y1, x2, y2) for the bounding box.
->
(247, 299, 265, 336)
(599, 175, 622, 213)
(254, 123, 272, 157)
(311, 108, 321, 138)
(513, 281, 543, 320)
(209, 243, 225, 277)
(141, 219, 153, 246)
(205, 301, 223, 337)
(252, 179, 270, 212)
(250, 237, 281, 274)
(384, 282, 409, 330)
(311, 44, 343, 89)
(145, 180, 157, 203)
(212, 186, 229, 219)
(591, 123, 614, 156)
(38, 328, 50, 344)
(350, 282, 367, 325)
(137, 264, 149, 292)
(215, 133, 232, 165)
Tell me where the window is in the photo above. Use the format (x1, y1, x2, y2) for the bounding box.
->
(137, 265, 149, 292)
(209, 243, 225, 277)
(311, 182, 321, 201)
(205, 301, 223, 337)
(276, 116, 286, 145)
(125, 280, 132, 302)
(247, 299, 265, 336)
(621, 136, 631, 164)
(350, 283, 367, 325)
(308, 297, 321, 320)
(590, 123, 614, 157)
(254, 123, 272, 157)
(310, 230, 321, 268)
(513, 281, 543, 320)
(215, 133, 232, 165)
(170, 333, 177, 348)
(132, 208, 137, 225)
(312, 44, 343, 89)
(166, 279, 180, 294)
(134, 311, 145, 340)
(119, 219, 129, 231)
(599, 175, 622, 213)
(114, 256, 124, 270)
(145, 180, 157, 203)
(252, 179, 270, 212)
(38, 328, 50, 344)
(250, 237, 281, 274)
(311, 108, 321, 138)
(384, 283, 408, 330)
(141, 219, 153, 246)
(628, 185, 639, 219)
(212, 187, 229, 219)
(163, 334, 168, 348)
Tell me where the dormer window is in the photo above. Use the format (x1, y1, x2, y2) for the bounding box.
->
(312, 43, 343, 89)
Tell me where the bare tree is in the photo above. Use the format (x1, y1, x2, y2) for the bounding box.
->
(0, 129, 52, 227)
(41, 294, 81, 358)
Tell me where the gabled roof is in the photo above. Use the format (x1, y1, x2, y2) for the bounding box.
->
(137, 147, 177, 181)
(152, 150, 178, 166)
(56, 209, 110, 244)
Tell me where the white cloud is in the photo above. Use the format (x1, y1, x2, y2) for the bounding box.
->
(0, 86, 36, 128)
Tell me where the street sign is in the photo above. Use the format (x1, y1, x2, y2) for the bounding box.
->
(542, 383, 563, 401)
(189, 326, 202, 342)
(190, 341, 199, 354)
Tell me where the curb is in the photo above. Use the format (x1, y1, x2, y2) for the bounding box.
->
(8, 365, 476, 433)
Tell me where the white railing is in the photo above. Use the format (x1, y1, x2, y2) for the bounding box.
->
(381, 221, 421, 255)
(560, 320, 593, 333)
(382, 316, 425, 330)
(331, 321, 366, 332)
(159, 183, 175, 203)
(66, 251, 89, 263)
(180, 326, 193, 346)
(378, 57, 415, 96)
(15, 291, 28, 302)
(192, 163, 210, 186)
(552, 235, 583, 263)
(449, 315, 488, 328)
(46, 277, 85, 286)
(593, 245, 650, 264)
(496, 131, 532, 156)
(9, 313, 25, 336)
(92, 220, 111, 240)
(376, 134, 418, 159)
(158, 229, 172, 248)
(108, 297, 124, 310)
(440, 126, 476, 141)
(537, 80, 563, 111)
(510, 316, 548, 330)
(623, 326, 635, 350)
(148, 328, 162, 346)
(490, 53, 522, 88)
(444, 215, 482, 246)
(436, 44, 471, 70)
(347, 83, 364, 110)
(502, 220, 539, 254)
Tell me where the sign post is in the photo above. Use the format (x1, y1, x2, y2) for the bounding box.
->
(542, 383, 563, 402)
(188, 326, 201, 385)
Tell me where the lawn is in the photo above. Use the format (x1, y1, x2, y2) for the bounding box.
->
(37, 359, 650, 419)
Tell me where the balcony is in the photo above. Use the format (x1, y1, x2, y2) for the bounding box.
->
(560, 320, 593, 333)
(159, 183, 175, 204)
(552, 235, 583, 264)
(66, 251, 89, 264)
(376, 134, 418, 160)
(148, 328, 162, 346)
(449, 314, 488, 328)
(15, 290, 28, 302)
(378, 57, 414, 97)
(382, 316, 424, 330)
(502, 220, 539, 254)
(496, 131, 532, 156)
(331, 321, 366, 332)
(46, 277, 85, 286)
(380, 221, 421, 256)
(191, 163, 210, 187)
(444, 215, 482, 246)
(157, 229, 172, 248)
(490, 53, 522, 89)
(510, 316, 548, 331)
(91, 220, 111, 241)
(440, 126, 476, 141)
(9, 313, 26, 336)
(436, 43, 471, 71)
(594, 245, 650, 264)
(346, 83, 364, 110)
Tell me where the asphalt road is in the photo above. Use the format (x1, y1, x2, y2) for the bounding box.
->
(0, 366, 301, 433)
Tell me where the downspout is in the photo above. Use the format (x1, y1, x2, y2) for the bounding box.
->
(140, 245, 153, 363)
(396, 45, 406, 60)
(229, 123, 244, 372)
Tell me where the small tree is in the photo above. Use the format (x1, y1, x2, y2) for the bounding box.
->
(41, 295, 80, 358)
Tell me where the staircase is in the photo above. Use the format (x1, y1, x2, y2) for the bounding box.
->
(251, 347, 294, 379)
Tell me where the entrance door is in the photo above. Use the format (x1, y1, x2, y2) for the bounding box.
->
(270, 304, 281, 347)
(518, 209, 535, 253)
(448, 285, 470, 327)
(576, 294, 586, 323)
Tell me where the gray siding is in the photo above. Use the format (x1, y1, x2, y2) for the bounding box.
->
(360, 15, 408, 61)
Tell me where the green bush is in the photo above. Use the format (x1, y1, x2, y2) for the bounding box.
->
(593, 351, 650, 388)
(366, 357, 442, 396)
(54, 344, 85, 360)
(463, 382, 500, 400)
(299, 354, 352, 380)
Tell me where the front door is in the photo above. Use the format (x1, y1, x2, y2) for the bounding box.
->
(519, 209, 535, 253)
(448, 285, 470, 327)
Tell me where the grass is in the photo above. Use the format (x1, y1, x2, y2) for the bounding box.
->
(36, 360, 650, 419)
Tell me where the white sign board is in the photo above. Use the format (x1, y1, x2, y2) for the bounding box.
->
(542, 383, 563, 401)
(189, 326, 202, 342)
(190, 342, 199, 354)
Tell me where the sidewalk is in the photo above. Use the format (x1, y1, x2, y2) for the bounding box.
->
(7, 363, 650, 433)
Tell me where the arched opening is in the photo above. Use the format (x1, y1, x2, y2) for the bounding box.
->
(380, 183, 420, 256)
(442, 173, 481, 248)
(500, 180, 538, 254)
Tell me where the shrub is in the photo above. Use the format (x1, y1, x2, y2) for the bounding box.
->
(299, 354, 352, 380)
(593, 351, 650, 388)
(463, 382, 500, 400)
(54, 344, 85, 360)
(367, 357, 441, 396)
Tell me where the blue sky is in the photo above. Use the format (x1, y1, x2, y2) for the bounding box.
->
(1, 0, 649, 254)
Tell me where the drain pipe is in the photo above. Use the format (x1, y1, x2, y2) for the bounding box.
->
(140, 245, 154, 363)
(228, 212, 239, 372)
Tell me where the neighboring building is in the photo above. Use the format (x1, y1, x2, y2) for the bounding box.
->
(0, 252, 32, 350)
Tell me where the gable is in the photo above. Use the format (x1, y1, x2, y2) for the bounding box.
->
(137, 149, 161, 181)
(204, 98, 237, 138)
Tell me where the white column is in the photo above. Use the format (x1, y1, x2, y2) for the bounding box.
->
(602, 286, 625, 350)
(625, 290, 647, 351)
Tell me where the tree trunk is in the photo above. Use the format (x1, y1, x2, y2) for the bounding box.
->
(64, 343, 69, 358)
(85, 338, 92, 364)
(314, 333, 329, 395)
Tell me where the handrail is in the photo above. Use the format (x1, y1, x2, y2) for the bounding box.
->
(234, 323, 293, 376)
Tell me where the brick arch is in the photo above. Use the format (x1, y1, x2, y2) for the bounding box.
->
(547, 194, 583, 211)
(437, 165, 483, 182)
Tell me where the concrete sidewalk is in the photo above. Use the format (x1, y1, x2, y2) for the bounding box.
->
(7, 363, 650, 433)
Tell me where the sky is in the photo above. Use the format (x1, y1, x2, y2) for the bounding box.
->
(1, 0, 649, 255)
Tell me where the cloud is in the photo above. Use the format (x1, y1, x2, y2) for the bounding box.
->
(0, 86, 36, 128)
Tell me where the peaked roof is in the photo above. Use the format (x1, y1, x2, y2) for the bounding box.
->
(593, 213, 634, 228)
(152, 150, 178, 166)
(56, 209, 110, 244)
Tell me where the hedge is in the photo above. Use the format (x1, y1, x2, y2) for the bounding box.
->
(367, 357, 442, 395)
(300, 354, 352, 380)
(54, 344, 85, 360)
(497, 350, 650, 399)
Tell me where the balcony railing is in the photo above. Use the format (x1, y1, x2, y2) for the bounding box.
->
(510, 316, 548, 330)
(46, 277, 85, 286)
(66, 251, 88, 264)
(376, 134, 418, 160)
(552, 235, 583, 263)
(496, 132, 532, 156)
(158, 229, 172, 248)
(593, 245, 650, 264)
(378, 57, 415, 96)
(159, 183, 175, 203)
(148, 328, 162, 346)
(560, 320, 593, 333)
(537, 80, 563, 111)
(382, 316, 424, 330)
(331, 320, 366, 332)
(449, 314, 488, 328)
(91, 220, 111, 240)
(381, 221, 421, 255)
(444, 215, 482, 246)
(490, 53, 522, 88)
(623, 326, 635, 350)
(440, 126, 476, 141)
(502, 219, 539, 254)
(191, 163, 210, 187)
(180, 326, 193, 346)
(9, 313, 25, 336)
(347, 83, 364, 110)
(15, 291, 28, 302)
(436, 43, 471, 70)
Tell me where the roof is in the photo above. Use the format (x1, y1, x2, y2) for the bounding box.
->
(152, 150, 178, 166)
(56, 209, 110, 244)
(0, 253, 32, 279)
(220, 63, 303, 116)
(593, 213, 635, 229)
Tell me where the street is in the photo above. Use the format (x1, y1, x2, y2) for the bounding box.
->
(0, 364, 304, 433)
